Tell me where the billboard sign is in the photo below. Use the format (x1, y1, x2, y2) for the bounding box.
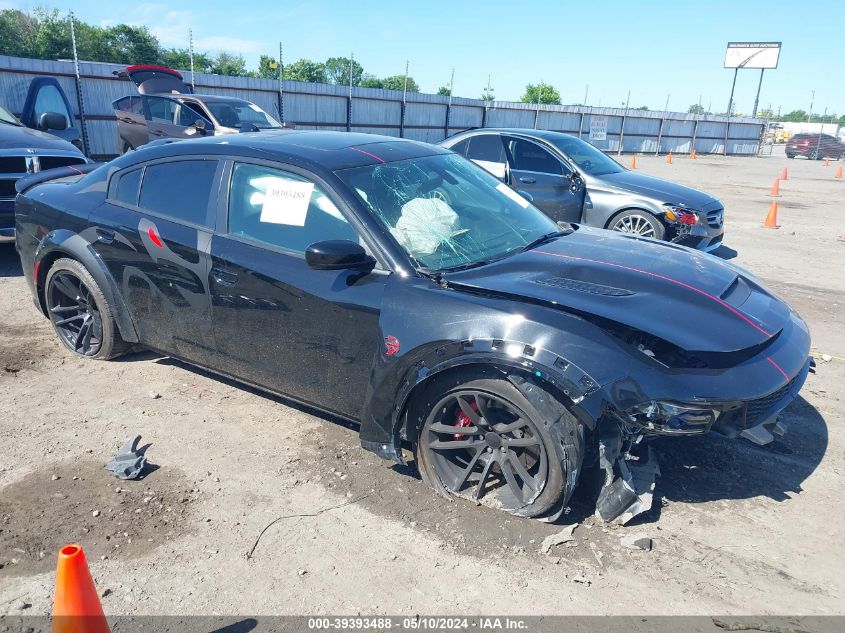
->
(724, 42, 781, 69)
(589, 115, 608, 141)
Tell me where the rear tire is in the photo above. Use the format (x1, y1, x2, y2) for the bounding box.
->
(809, 149, 819, 160)
(44, 258, 129, 360)
(412, 369, 583, 518)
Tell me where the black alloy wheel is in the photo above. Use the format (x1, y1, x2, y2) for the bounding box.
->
(422, 389, 549, 509)
(47, 270, 104, 356)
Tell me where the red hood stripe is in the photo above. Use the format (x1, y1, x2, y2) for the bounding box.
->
(349, 146, 386, 164)
(765, 356, 790, 384)
(533, 250, 772, 339)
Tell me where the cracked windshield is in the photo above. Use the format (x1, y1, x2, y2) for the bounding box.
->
(336, 153, 559, 271)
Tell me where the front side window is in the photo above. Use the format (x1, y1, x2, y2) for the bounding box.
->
(177, 103, 212, 128)
(506, 137, 562, 175)
(33, 84, 72, 126)
(465, 135, 507, 179)
(146, 97, 177, 123)
(228, 162, 359, 253)
(138, 160, 217, 226)
(336, 153, 559, 272)
(204, 101, 281, 130)
(549, 135, 625, 176)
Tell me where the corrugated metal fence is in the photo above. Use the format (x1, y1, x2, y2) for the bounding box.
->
(1, 54, 764, 160)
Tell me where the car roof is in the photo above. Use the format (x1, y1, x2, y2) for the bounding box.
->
(452, 128, 578, 143)
(151, 94, 251, 103)
(114, 130, 448, 171)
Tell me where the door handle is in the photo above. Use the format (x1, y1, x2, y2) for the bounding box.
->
(211, 267, 238, 286)
(95, 227, 115, 243)
(519, 177, 536, 184)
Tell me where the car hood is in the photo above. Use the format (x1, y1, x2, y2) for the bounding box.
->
(442, 227, 788, 354)
(595, 170, 721, 211)
(0, 123, 82, 153)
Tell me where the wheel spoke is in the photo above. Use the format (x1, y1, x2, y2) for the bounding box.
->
(52, 276, 79, 301)
(429, 438, 482, 451)
(450, 447, 485, 491)
(507, 453, 538, 492)
(428, 422, 481, 436)
(504, 435, 541, 448)
(50, 305, 81, 314)
(455, 395, 481, 426)
(500, 459, 528, 502)
(54, 314, 85, 326)
(473, 458, 496, 501)
(473, 393, 495, 425)
(492, 417, 529, 434)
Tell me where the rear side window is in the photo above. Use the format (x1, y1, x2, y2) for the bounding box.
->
(115, 168, 141, 206)
(138, 160, 217, 226)
(146, 97, 177, 123)
(466, 135, 506, 163)
(448, 138, 469, 156)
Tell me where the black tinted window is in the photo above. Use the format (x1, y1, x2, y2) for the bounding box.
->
(449, 138, 469, 156)
(466, 135, 505, 163)
(506, 137, 562, 174)
(139, 160, 217, 226)
(228, 162, 359, 253)
(177, 103, 211, 127)
(115, 168, 141, 206)
(146, 97, 177, 123)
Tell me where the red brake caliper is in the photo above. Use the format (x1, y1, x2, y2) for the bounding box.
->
(453, 401, 479, 440)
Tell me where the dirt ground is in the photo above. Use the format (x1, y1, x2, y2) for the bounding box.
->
(1, 147, 844, 616)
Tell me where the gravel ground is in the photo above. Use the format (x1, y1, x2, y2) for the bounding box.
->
(1, 146, 843, 616)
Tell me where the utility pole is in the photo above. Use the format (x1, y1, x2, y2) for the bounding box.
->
(68, 11, 89, 156)
(584, 84, 589, 106)
(448, 67, 454, 107)
(188, 28, 195, 91)
(618, 89, 630, 156)
(664, 93, 670, 112)
(278, 42, 284, 123)
(402, 60, 409, 102)
(807, 90, 815, 122)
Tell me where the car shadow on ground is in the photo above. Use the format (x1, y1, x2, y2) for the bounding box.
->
(712, 244, 738, 260)
(119, 353, 827, 525)
(0, 243, 22, 277)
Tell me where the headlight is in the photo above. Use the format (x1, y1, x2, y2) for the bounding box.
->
(663, 204, 698, 225)
(625, 400, 719, 435)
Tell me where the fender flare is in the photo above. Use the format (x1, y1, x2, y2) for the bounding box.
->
(360, 337, 604, 463)
(34, 229, 139, 343)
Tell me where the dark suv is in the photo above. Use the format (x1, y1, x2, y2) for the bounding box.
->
(786, 133, 845, 160)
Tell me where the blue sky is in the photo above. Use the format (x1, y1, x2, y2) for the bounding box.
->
(2, 0, 842, 115)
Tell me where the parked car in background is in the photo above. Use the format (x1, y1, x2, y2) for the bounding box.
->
(785, 133, 845, 160)
(18, 77, 83, 150)
(0, 102, 87, 241)
(440, 128, 725, 252)
(15, 131, 811, 523)
(113, 65, 282, 153)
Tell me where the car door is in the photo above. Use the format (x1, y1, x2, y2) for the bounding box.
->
(462, 133, 508, 180)
(20, 77, 81, 146)
(90, 157, 221, 366)
(503, 136, 584, 223)
(208, 160, 386, 419)
(113, 96, 148, 150)
(175, 101, 214, 138)
(143, 96, 198, 142)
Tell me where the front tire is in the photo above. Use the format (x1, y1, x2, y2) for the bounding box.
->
(44, 258, 128, 360)
(413, 370, 583, 518)
(608, 209, 666, 240)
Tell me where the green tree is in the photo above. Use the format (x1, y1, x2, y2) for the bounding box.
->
(34, 8, 73, 60)
(781, 109, 808, 122)
(381, 74, 419, 92)
(159, 48, 214, 73)
(101, 24, 160, 64)
(284, 58, 326, 83)
(0, 9, 39, 58)
(211, 52, 248, 77)
(480, 84, 495, 103)
(521, 82, 560, 105)
(688, 104, 705, 115)
(325, 56, 363, 85)
(359, 74, 383, 88)
(437, 86, 451, 96)
(257, 54, 281, 80)
(757, 107, 775, 120)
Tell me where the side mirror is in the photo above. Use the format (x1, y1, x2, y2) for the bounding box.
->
(306, 240, 376, 271)
(568, 173, 584, 194)
(39, 112, 68, 131)
(193, 119, 206, 131)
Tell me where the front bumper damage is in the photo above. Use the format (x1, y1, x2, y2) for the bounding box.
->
(592, 356, 813, 524)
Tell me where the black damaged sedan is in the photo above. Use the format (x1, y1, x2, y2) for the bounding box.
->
(14, 131, 811, 522)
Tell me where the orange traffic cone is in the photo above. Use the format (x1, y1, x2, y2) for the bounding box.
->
(691, 149, 697, 160)
(837, 164, 844, 179)
(770, 178, 781, 197)
(823, 157, 830, 166)
(629, 155, 637, 169)
(763, 201, 780, 229)
(52, 545, 110, 633)
(666, 152, 673, 164)
(779, 167, 788, 180)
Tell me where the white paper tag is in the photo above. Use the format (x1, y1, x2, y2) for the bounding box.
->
(496, 182, 530, 208)
(260, 180, 314, 226)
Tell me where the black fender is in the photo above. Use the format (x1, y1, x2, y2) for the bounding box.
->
(33, 228, 139, 343)
(358, 335, 604, 463)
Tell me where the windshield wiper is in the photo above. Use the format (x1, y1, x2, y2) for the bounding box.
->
(518, 230, 570, 254)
